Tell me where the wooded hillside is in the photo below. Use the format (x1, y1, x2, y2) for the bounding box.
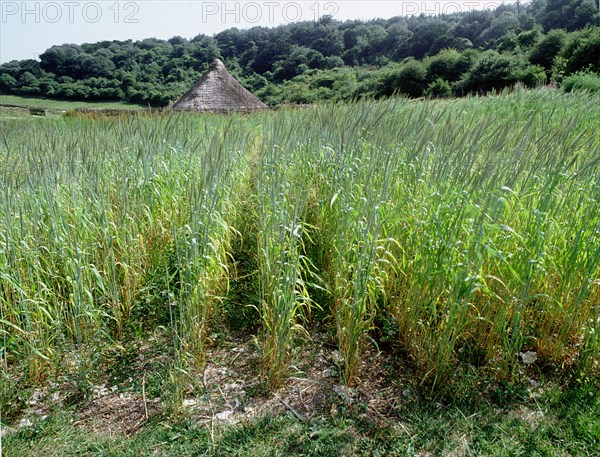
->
(1, 0, 598, 105)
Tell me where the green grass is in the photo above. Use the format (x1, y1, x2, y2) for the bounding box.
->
(0, 94, 146, 110)
(3, 386, 599, 456)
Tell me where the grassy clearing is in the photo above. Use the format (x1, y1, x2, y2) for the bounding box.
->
(0, 94, 145, 110)
(1, 89, 599, 451)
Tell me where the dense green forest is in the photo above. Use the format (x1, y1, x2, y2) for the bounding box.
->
(1, 0, 599, 105)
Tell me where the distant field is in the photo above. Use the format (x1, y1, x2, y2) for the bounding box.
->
(0, 94, 146, 110)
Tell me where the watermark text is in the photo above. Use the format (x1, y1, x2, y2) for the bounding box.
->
(1, 1, 139, 23)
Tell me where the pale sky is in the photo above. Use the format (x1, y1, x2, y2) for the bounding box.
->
(1, 1, 522, 63)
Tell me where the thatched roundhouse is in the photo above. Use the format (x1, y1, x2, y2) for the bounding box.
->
(172, 59, 267, 113)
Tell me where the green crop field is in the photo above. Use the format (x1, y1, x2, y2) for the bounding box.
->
(1, 89, 599, 455)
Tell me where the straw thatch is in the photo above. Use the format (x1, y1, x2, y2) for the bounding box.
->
(172, 59, 268, 113)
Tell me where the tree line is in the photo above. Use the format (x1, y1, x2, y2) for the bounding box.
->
(1, 0, 599, 106)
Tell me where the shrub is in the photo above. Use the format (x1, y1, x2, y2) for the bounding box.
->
(396, 60, 427, 97)
(458, 51, 545, 93)
(378, 60, 427, 98)
(425, 78, 453, 98)
(427, 48, 467, 82)
(561, 71, 600, 93)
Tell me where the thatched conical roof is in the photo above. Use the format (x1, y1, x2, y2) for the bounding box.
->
(172, 59, 267, 113)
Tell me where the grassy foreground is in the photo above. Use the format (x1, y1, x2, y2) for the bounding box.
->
(4, 386, 599, 456)
(1, 89, 599, 454)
